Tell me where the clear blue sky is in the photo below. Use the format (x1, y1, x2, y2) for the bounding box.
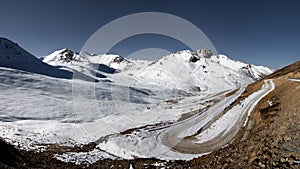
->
(0, 0, 299, 69)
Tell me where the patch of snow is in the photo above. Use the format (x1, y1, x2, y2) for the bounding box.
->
(267, 100, 273, 106)
(288, 78, 300, 82)
(54, 148, 117, 165)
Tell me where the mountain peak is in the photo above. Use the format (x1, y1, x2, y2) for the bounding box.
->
(193, 48, 213, 58)
(169, 48, 213, 63)
(57, 48, 77, 62)
(43, 48, 85, 64)
(0, 38, 76, 79)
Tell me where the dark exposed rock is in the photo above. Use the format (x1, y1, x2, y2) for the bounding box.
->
(189, 55, 199, 62)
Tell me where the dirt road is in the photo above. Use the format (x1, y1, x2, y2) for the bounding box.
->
(161, 80, 275, 154)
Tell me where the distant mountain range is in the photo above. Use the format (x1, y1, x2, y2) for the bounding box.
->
(0, 37, 273, 94)
(42, 44, 273, 93)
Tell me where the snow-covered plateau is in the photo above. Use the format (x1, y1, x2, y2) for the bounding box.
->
(0, 37, 274, 164)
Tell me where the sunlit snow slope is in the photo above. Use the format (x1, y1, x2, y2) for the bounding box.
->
(43, 48, 273, 93)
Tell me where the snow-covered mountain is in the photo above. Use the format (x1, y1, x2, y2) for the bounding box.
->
(43, 48, 273, 93)
(43, 48, 117, 78)
(0, 36, 272, 94)
(0, 38, 99, 82)
(122, 50, 273, 92)
(0, 38, 73, 79)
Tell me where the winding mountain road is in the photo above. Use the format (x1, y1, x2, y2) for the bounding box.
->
(161, 80, 275, 154)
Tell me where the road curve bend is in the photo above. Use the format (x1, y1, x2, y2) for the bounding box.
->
(161, 80, 275, 154)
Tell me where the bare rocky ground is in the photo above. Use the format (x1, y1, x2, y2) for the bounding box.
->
(1, 61, 300, 168)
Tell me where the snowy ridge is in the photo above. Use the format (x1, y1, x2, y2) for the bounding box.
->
(123, 50, 273, 92)
(0, 38, 72, 79)
(44, 48, 273, 93)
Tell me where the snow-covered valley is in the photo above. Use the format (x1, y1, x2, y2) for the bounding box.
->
(0, 37, 275, 164)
